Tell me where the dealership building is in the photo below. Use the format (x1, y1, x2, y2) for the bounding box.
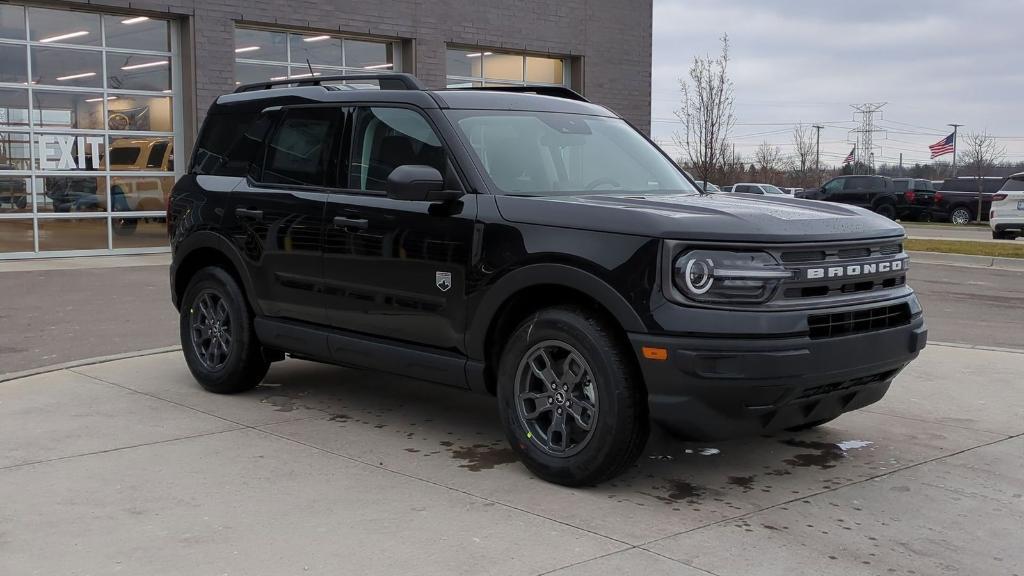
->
(0, 0, 652, 258)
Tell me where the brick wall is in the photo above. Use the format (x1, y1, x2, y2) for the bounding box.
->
(56, 0, 652, 139)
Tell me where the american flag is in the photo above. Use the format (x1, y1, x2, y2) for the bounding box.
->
(843, 147, 855, 165)
(929, 132, 956, 159)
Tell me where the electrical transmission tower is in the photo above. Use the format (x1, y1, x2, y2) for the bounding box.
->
(849, 103, 887, 173)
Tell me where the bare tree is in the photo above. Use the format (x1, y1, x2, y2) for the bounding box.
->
(754, 141, 787, 184)
(790, 125, 816, 187)
(960, 131, 1006, 222)
(673, 34, 735, 192)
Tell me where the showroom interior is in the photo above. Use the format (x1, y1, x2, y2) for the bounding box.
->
(0, 0, 652, 258)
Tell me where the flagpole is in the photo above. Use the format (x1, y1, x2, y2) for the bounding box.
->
(948, 123, 962, 177)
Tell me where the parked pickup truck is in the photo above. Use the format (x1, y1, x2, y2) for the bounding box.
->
(931, 177, 1006, 224)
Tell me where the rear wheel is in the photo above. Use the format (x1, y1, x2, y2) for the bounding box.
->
(180, 266, 269, 393)
(497, 306, 648, 486)
(950, 206, 973, 225)
(874, 202, 897, 220)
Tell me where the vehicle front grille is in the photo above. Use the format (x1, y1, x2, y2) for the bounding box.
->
(807, 303, 911, 339)
(774, 240, 908, 302)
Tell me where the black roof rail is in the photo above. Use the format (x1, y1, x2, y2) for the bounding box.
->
(443, 85, 589, 102)
(233, 72, 427, 93)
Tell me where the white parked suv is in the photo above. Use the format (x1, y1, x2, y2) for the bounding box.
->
(729, 183, 788, 196)
(990, 172, 1024, 240)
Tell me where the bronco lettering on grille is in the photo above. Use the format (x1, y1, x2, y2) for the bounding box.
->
(806, 259, 904, 280)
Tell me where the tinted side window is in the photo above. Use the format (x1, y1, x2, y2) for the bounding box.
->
(192, 111, 259, 176)
(348, 107, 445, 192)
(1001, 177, 1024, 192)
(892, 180, 909, 192)
(262, 107, 339, 187)
(843, 176, 870, 190)
(146, 141, 169, 168)
(823, 178, 845, 192)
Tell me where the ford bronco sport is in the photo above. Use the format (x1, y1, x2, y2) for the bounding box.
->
(168, 73, 927, 486)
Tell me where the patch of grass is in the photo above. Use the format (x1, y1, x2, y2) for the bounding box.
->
(906, 238, 1024, 259)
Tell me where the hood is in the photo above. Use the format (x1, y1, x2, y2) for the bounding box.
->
(494, 192, 905, 243)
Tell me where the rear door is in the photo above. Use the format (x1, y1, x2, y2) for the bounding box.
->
(840, 176, 873, 207)
(322, 105, 475, 352)
(222, 105, 342, 325)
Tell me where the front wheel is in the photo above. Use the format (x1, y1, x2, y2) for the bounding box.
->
(497, 306, 649, 486)
(950, 206, 973, 225)
(180, 266, 269, 393)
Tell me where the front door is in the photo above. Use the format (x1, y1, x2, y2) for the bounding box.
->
(223, 106, 342, 325)
(323, 106, 476, 352)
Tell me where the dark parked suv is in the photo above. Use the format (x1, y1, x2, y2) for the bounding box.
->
(168, 74, 927, 486)
(931, 177, 1006, 224)
(891, 178, 936, 221)
(798, 175, 903, 219)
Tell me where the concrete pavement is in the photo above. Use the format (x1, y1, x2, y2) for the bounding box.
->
(2, 344, 1022, 575)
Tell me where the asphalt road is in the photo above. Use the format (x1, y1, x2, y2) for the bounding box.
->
(909, 262, 1024, 350)
(0, 257, 1021, 375)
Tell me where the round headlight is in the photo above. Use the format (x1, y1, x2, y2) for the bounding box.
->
(684, 257, 715, 294)
(672, 249, 791, 304)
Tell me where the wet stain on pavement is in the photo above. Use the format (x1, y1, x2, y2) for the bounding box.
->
(328, 413, 350, 422)
(665, 479, 704, 501)
(781, 438, 847, 469)
(727, 475, 757, 492)
(261, 395, 297, 412)
(448, 444, 518, 471)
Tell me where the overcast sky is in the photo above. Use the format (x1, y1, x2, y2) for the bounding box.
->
(651, 0, 1024, 169)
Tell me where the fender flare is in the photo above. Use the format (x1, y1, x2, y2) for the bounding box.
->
(465, 263, 648, 360)
(171, 231, 262, 314)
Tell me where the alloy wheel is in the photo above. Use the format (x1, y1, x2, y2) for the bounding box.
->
(515, 340, 599, 457)
(951, 208, 971, 225)
(190, 290, 232, 370)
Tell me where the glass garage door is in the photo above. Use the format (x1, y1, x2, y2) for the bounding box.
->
(0, 4, 182, 257)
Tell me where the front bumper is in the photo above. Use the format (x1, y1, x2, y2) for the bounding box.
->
(629, 310, 926, 440)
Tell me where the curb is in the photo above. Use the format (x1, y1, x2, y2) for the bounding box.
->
(0, 346, 182, 384)
(909, 250, 1024, 271)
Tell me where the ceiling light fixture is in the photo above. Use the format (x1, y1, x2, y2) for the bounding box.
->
(121, 16, 150, 25)
(85, 96, 118, 102)
(465, 52, 493, 58)
(121, 60, 169, 70)
(55, 72, 96, 81)
(234, 46, 260, 53)
(39, 30, 89, 43)
(363, 63, 393, 69)
(303, 35, 330, 42)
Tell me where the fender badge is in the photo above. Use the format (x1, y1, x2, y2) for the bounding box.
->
(435, 271, 452, 292)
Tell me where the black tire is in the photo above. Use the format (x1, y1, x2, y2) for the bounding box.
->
(949, 206, 973, 225)
(874, 202, 897, 220)
(993, 230, 1005, 240)
(179, 266, 269, 394)
(497, 306, 649, 486)
(785, 416, 838, 432)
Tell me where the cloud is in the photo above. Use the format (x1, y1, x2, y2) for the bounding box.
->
(652, 0, 1024, 166)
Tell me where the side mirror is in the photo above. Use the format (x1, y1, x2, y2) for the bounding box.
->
(386, 165, 462, 203)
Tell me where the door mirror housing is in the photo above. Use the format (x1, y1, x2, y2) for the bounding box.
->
(386, 165, 463, 203)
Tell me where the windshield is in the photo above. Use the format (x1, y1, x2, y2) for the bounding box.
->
(447, 110, 697, 196)
(1001, 177, 1024, 192)
(762, 185, 786, 195)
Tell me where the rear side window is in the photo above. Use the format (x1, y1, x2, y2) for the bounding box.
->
(109, 147, 140, 166)
(1001, 177, 1024, 192)
(192, 111, 259, 176)
(843, 176, 876, 190)
(262, 108, 340, 187)
(145, 141, 169, 169)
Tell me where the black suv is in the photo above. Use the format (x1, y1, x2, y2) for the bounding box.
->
(168, 74, 927, 486)
(891, 178, 936, 221)
(798, 175, 904, 219)
(931, 177, 1006, 224)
